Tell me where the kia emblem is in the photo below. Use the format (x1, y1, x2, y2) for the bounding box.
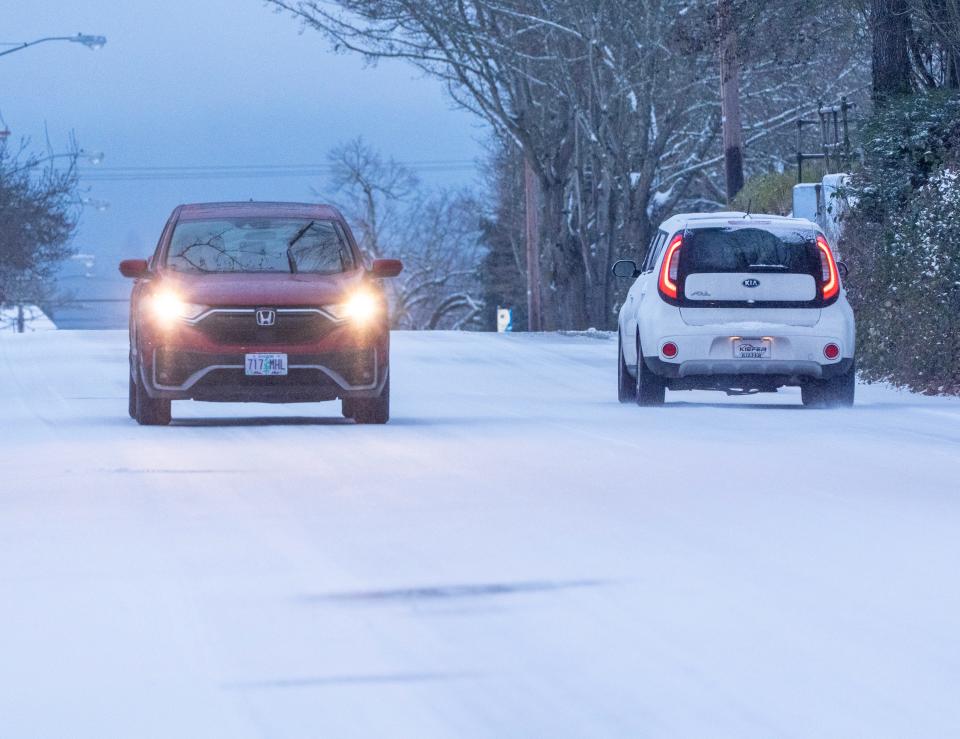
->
(255, 309, 276, 327)
(742, 278, 761, 288)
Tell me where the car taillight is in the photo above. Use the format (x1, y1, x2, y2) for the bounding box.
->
(816, 235, 839, 301)
(823, 343, 840, 360)
(659, 234, 683, 300)
(661, 341, 678, 359)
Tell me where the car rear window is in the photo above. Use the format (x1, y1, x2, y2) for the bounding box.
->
(165, 217, 355, 274)
(680, 226, 819, 275)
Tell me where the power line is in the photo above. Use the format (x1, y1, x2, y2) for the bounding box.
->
(78, 159, 478, 183)
(86, 159, 474, 171)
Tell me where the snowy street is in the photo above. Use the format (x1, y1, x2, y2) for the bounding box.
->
(2, 329, 959, 737)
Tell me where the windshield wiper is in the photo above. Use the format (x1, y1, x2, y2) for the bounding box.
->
(748, 263, 789, 270)
(286, 220, 315, 274)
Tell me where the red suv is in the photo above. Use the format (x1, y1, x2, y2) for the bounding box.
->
(119, 202, 402, 426)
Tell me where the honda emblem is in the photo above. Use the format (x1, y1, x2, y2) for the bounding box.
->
(255, 309, 276, 327)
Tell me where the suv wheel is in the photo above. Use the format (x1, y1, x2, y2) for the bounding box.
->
(352, 373, 390, 424)
(128, 355, 137, 419)
(802, 361, 856, 408)
(134, 361, 172, 426)
(635, 335, 666, 406)
(618, 332, 637, 403)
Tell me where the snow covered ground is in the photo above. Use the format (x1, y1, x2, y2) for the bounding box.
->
(1, 329, 959, 738)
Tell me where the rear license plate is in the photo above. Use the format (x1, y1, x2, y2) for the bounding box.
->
(733, 339, 771, 359)
(245, 353, 288, 376)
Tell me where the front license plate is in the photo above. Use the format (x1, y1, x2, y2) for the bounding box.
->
(733, 339, 771, 359)
(245, 353, 288, 376)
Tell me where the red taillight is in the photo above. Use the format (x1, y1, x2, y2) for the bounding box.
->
(661, 341, 678, 359)
(816, 235, 839, 301)
(824, 343, 840, 360)
(659, 234, 683, 300)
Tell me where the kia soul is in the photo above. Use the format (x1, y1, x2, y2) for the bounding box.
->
(120, 202, 403, 425)
(612, 212, 856, 407)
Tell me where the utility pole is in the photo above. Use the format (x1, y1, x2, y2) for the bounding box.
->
(523, 156, 543, 332)
(718, 0, 744, 203)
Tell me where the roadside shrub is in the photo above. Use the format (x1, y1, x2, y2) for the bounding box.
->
(731, 172, 796, 215)
(841, 93, 960, 394)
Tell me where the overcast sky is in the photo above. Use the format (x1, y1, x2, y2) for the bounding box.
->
(2, 1, 485, 304)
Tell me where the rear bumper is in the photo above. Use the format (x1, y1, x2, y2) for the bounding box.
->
(640, 319, 854, 387)
(644, 355, 854, 381)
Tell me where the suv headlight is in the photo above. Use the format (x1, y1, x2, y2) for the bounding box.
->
(149, 291, 207, 326)
(325, 290, 381, 325)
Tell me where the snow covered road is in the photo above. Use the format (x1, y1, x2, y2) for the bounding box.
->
(2, 330, 959, 738)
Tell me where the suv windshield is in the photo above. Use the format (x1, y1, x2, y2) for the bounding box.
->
(165, 217, 355, 274)
(681, 225, 819, 275)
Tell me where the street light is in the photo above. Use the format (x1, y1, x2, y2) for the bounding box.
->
(0, 33, 107, 59)
(73, 34, 107, 50)
(79, 197, 110, 212)
(79, 149, 105, 165)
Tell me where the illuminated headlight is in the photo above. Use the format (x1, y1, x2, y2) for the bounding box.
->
(149, 291, 206, 326)
(325, 290, 381, 324)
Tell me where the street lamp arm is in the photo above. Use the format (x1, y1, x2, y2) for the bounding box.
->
(0, 33, 106, 58)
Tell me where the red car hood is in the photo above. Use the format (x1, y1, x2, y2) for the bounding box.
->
(156, 270, 366, 307)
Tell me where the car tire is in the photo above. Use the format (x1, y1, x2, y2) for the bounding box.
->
(134, 362, 172, 426)
(618, 332, 637, 403)
(352, 373, 390, 424)
(128, 356, 137, 419)
(802, 361, 856, 408)
(341, 398, 355, 419)
(635, 335, 666, 406)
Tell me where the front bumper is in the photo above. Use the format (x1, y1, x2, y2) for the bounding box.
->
(136, 308, 388, 402)
(144, 348, 384, 402)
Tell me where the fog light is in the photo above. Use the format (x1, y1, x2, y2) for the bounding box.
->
(823, 343, 840, 360)
(661, 341, 679, 359)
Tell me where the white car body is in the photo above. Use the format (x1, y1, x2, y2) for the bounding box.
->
(615, 212, 856, 405)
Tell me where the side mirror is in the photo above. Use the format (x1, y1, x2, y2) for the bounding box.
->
(837, 260, 849, 281)
(119, 258, 150, 279)
(370, 258, 403, 278)
(612, 260, 639, 278)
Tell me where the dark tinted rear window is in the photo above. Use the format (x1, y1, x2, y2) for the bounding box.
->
(681, 226, 818, 275)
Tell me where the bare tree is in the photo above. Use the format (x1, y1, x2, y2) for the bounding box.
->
(391, 189, 486, 330)
(0, 141, 79, 323)
(321, 137, 485, 330)
(323, 137, 418, 258)
(909, 0, 960, 87)
(269, 0, 868, 329)
(872, 0, 914, 99)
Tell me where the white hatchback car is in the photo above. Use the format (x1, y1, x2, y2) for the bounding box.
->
(613, 212, 855, 407)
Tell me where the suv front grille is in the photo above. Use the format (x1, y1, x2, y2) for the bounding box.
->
(194, 309, 336, 345)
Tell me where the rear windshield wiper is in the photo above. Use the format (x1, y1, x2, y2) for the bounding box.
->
(748, 263, 789, 270)
(286, 220, 315, 274)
